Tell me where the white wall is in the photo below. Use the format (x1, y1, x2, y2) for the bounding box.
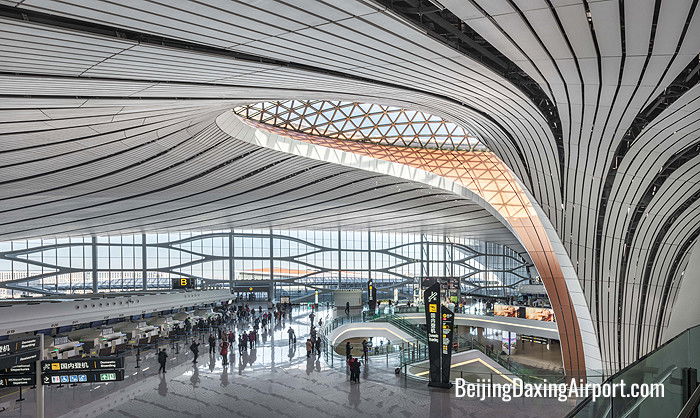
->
(662, 239, 700, 343)
(333, 290, 362, 308)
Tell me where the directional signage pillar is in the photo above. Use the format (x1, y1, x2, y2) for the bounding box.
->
(424, 282, 442, 387)
(423, 281, 454, 388)
(440, 305, 455, 385)
(367, 279, 377, 313)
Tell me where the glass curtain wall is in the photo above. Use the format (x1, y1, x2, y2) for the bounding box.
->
(0, 229, 532, 300)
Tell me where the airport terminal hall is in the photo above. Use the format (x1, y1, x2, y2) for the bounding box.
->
(1, 1, 700, 417)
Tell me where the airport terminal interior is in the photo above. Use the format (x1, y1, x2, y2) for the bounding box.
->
(0, 1, 699, 417)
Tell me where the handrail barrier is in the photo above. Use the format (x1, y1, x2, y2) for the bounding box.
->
(567, 324, 700, 417)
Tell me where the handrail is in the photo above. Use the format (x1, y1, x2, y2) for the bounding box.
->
(677, 384, 700, 418)
(567, 323, 700, 417)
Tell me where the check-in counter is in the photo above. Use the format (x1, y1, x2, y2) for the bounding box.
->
(195, 309, 221, 320)
(147, 317, 177, 338)
(45, 335, 84, 359)
(173, 312, 192, 322)
(136, 321, 160, 344)
(71, 327, 127, 356)
(173, 312, 202, 330)
(113, 321, 159, 346)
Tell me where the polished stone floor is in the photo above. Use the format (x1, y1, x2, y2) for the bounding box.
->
(0, 307, 578, 418)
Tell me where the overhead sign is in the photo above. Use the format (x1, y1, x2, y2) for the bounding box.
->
(231, 285, 269, 293)
(41, 369, 124, 385)
(0, 336, 40, 356)
(41, 357, 124, 373)
(1, 362, 35, 374)
(0, 350, 40, 371)
(0, 374, 36, 387)
(0, 338, 42, 387)
(172, 277, 195, 289)
(522, 335, 549, 345)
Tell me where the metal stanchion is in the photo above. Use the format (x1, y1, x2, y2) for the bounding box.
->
(135, 347, 141, 369)
(16, 386, 25, 402)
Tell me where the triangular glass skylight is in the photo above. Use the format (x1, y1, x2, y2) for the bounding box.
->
(233, 100, 488, 151)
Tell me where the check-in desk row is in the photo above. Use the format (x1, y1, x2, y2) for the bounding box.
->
(42, 313, 204, 359)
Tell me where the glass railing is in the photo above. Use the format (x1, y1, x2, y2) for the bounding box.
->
(404, 363, 575, 386)
(371, 314, 428, 344)
(395, 335, 566, 384)
(568, 325, 700, 417)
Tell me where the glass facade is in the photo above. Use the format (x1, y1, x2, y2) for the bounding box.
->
(0, 229, 532, 300)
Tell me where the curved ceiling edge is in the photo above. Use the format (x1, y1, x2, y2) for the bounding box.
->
(217, 110, 599, 379)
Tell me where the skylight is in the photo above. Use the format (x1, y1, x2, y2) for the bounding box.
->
(233, 100, 488, 151)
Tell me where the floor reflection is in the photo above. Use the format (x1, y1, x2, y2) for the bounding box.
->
(0, 306, 578, 418)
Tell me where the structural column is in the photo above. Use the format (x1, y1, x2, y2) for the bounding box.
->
(91, 236, 98, 293)
(337, 229, 342, 289)
(367, 231, 371, 280)
(229, 232, 235, 294)
(141, 234, 147, 291)
(269, 229, 274, 301)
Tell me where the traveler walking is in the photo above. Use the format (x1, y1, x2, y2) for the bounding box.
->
(190, 340, 200, 363)
(345, 341, 352, 359)
(288, 327, 296, 345)
(220, 339, 230, 366)
(350, 357, 361, 383)
(306, 338, 313, 358)
(157, 348, 168, 374)
(315, 336, 321, 355)
(208, 334, 216, 355)
(362, 339, 368, 361)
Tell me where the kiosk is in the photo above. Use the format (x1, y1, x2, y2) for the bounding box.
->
(71, 327, 127, 356)
(44, 335, 84, 360)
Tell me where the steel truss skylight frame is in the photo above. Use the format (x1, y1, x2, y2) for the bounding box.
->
(233, 100, 488, 151)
